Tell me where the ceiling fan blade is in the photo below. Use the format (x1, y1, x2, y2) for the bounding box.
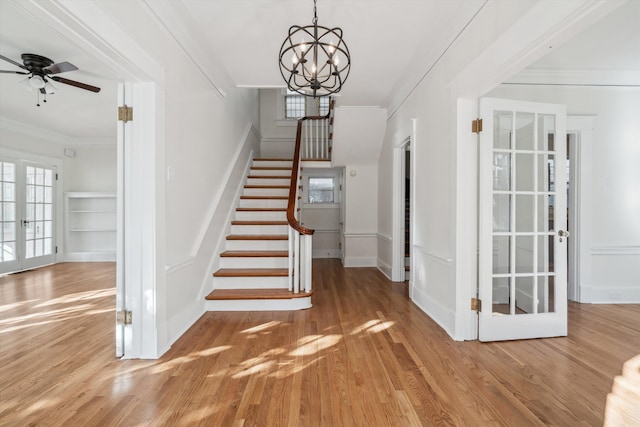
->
(0, 54, 28, 70)
(44, 61, 78, 75)
(50, 76, 101, 93)
(0, 70, 29, 74)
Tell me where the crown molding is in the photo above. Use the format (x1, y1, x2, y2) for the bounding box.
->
(142, 0, 234, 98)
(0, 116, 115, 147)
(505, 67, 640, 87)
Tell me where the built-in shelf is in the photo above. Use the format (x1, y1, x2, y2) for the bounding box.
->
(64, 192, 116, 262)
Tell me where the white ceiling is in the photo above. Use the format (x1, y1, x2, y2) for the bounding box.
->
(0, 0, 638, 143)
(0, 1, 119, 141)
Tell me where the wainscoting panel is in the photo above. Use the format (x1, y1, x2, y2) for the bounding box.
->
(411, 245, 456, 337)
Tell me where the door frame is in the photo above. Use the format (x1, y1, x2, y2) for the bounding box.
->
(566, 115, 596, 303)
(0, 149, 64, 273)
(391, 120, 416, 283)
(19, 1, 167, 358)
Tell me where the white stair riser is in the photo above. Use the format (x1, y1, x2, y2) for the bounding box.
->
(225, 240, 289, 251)
(206, 297, 311, 311)
(235, 211, 286, 221)
(246, 178, 290, 186)
(243, 188, 289, 197)
(249, 169, 293, 177)
(239, 199, 288, 208)
(253, 161, 293, 168)
(220, 257, 289, 269)
(213, 275, 289, 289)
(231, 224, 289, 235)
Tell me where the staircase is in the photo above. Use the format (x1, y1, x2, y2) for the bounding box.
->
(205, 158, 313, 311)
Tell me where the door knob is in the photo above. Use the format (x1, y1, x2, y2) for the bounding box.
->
(558, 229, 569, 242)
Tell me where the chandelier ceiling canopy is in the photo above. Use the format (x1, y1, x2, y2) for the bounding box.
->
(278, 0, 351, 98)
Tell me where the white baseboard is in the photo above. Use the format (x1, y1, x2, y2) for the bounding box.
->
(64, 252, 116, 262)
(580, 285, 640, 304)
(377, 258, 392, 280)
(312, 249, 341, 259)
(343, 257, 377, 267)
(411, 286, 456, 339)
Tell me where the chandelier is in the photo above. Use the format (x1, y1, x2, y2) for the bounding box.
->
(278, 0, 351, 98)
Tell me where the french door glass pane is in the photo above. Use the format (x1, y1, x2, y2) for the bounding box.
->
(515, 112, 535, 150)
(491, 110, 557, 315)
(25, 165, 54, 260)
(0, 162, 17, 262)
(493, 111, 513, 149)
(493, 152, 511, 190)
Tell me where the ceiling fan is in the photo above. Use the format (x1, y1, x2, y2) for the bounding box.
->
(0, 53, 101, 105)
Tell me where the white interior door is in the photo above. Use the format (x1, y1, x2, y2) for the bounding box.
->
(0, 158, 56, 274)
(479, 97, 568, 341)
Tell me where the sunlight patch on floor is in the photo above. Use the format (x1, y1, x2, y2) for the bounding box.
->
(289, 334, 341, 356)
(33, 288, 115, 308)
(151, 345, 232, 374)
(0, 299, 39, 313)
(351, 319, 395, 335)
(182, 404, 222, 424)
(240, 321, 282, 334)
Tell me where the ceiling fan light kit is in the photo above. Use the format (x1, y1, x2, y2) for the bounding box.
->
(278, 0, 351, 98)
(0, 52, 101, 106)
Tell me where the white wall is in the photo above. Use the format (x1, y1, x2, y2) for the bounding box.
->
(259, 89, 297, 158)
(376, 0, 615, 339)
(344, 164, 378, 266)
(0, 122, 117, 267)
(0, 125, 116, 192)
(95, 0, 261, 352)
(487, 85, 640, 302)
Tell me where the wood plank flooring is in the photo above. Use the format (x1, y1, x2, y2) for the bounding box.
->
(1, 260, 638, 426)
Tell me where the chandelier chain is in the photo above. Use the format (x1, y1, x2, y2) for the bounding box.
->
(313, 0, 318, 25)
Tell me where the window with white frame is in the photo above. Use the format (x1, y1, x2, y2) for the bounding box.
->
(285, 89, 306, 119)
(319, 96, 330, 116)
(307, 176, 336, 204)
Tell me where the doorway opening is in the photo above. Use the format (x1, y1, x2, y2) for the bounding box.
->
(392, 136, 412, 282)
(404, 148, 411, 280)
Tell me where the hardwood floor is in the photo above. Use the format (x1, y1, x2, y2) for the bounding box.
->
(1, 260, 638, 426)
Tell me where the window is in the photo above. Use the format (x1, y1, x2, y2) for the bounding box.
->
(285, 89, 306, 119)
(308, 177, 335, 203)
(319, 96, 330, 116)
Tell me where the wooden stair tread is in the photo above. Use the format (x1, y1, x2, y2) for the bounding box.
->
(247, 175, 291, 179)
(206, 288, 312, 300)
(231, 220, 288, 225)
(226, 234, 288, 240)
(244, 185, 289, 189)
(253, 158, 293, 162)
(240, 195, 288, 200)
(213, 268, 288, 277)
(220, 250, 288, 257)
(250, 167, 293, 171)
(236, 207, 286, 212)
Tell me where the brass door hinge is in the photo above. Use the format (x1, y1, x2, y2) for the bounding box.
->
(118, 105, 133, 123)
(116, 310, 132, 325)
(472, 118, 483, 134)
(471, 297, 482, 312)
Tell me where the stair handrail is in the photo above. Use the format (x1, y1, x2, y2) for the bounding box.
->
(287, 99, 334, 234)
(287, 98, 334, 293)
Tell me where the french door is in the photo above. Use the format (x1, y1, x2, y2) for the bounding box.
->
(0, 158, 56, 275)
(478, 98, 568, 341)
